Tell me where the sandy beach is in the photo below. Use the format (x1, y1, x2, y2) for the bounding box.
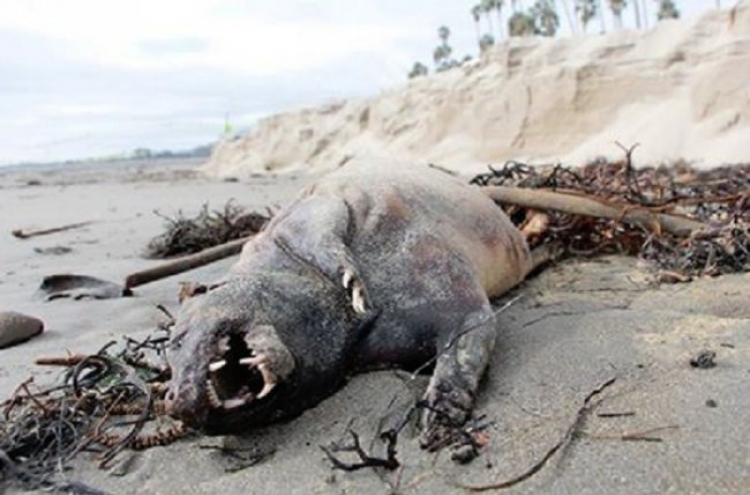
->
(1, 159, 748, 495)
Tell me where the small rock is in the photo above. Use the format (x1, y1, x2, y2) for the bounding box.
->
(33, 245, 73, 256)
(689, 350, 717, 369)
(705, 399, 718, 408)
(0, 311, 44, 348)
(37, 274, 128, 300)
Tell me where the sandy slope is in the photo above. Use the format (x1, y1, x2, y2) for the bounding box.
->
(2, 162, 749, 494)
(204, 1, 750, 178)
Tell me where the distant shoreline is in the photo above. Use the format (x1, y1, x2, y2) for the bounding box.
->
(0, 155, 209, 189)
(0, 155, 207, 175)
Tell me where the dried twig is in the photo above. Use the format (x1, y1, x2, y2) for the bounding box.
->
(321, 430, 400, 472)
(11, 221, 92, 240)
(589, 425, 679, 442)
(457, 377, 617, 492)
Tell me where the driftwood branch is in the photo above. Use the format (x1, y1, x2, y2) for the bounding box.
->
(12, 221, 93, 240)
(124, 236, 250, 290)
(124, 182, 709, 290)
(481, 186, 707, 237)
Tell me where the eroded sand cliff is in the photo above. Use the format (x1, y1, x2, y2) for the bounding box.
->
(204, 2, 750, 177)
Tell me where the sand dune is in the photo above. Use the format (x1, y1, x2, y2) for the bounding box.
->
(204, 1, 750, 178)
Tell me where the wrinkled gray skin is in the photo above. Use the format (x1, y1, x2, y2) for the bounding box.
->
(165, 161, 533, 449)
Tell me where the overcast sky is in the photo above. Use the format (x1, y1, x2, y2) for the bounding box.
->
(0, 0, 718, 164)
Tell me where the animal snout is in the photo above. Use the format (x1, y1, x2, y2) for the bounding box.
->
(164, 384, 194, 424)
(164, 385, 180, 416)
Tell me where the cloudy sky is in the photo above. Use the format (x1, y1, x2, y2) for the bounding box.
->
(0, 0, 716, 164)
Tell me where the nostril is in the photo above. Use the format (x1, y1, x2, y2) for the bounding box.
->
(165, 388, 177, 409)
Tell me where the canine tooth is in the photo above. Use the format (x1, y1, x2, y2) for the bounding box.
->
(342, 269, 353, 289)
(222, 397, 247, 409)
(257, 381, 276, 399)
(255, 362, 278, 399)
(208, 360, 227, 372)
(352, 285, 366, 314)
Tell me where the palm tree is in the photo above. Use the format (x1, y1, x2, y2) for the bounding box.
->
(632, 0, 642, 28)
(408, 62, 429, 79)
(609, 0, 627, 29)
(438, 25, 451, 44)
(481, 0, 496, 37)
(531, 0, 560, 36)
(575, 0, 597, 32)
(480, 33, 496, 52)
(560, 0, 579, 33)
(656, 0, 679, 20)
(433, 45, 447, 67)
(508, 11, 537, 36)
(494, 0, 506, 39)
(471, 5, 483, 46)
(433, 26, 457, 72)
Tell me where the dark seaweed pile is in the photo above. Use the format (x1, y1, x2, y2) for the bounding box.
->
(471, 159, 750, 278)
(145, 201, 270, 258)
(0, 326, 185, 493)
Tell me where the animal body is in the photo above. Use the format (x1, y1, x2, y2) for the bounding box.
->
(165, 160, 533, 448)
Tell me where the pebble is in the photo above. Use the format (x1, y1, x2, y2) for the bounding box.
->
(0, 311, 44, 348)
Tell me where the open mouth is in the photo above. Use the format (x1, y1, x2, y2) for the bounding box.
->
(206, 332, 278, 410)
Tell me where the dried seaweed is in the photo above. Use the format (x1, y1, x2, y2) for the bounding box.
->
(145, 200, 269, 259)
(0, 322, 189, 492)
(472, 158, 750, 278)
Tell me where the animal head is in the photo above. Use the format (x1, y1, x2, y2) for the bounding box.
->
(165, 273, 358, 433)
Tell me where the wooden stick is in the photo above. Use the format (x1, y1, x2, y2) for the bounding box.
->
(123, 185, 705, 291)
(35, 355, 87, 366)
(124, 236, 251, 290)
(11, 221, 92, 239)
(481, 186, 707, 237)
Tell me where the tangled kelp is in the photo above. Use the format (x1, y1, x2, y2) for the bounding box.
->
(471, 157, 750, 278)
(145, 201, 269, 258)
(0, 320, 187, 493)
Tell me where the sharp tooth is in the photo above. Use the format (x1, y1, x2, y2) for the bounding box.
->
(208, 359, 226, 372)
(342, 269, 353, 289)
(352, 285, 366, 314)
(222, 397, 247, 409)
(257, 381, 276, 399)
(239, 356, 262, 366)
(255, 362, 277, 399)
(238, 353, 278, 399)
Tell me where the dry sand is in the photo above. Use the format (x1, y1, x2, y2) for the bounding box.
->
(1, 160, 749, 494)
(203, 1, 750, 179)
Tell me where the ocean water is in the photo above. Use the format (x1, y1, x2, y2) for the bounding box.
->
(0, 156, 207, 187)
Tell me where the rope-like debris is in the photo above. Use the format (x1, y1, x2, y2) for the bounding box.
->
(145, 200, 270, 258)
(0, 321, 190, 492)
(471, 158, 750, 278)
